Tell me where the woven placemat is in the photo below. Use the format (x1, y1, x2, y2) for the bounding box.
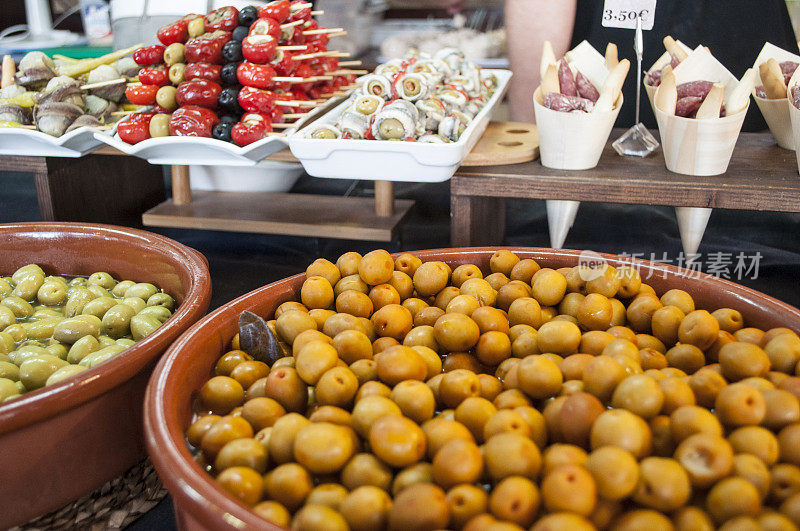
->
(11, 459, 167, 531)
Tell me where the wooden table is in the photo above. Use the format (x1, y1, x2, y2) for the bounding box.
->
(450, 131, 800, 246)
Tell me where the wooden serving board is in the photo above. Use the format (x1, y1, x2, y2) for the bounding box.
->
(461, 121, 539, 166)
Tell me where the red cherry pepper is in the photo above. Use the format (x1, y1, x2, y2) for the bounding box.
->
(138, 65, 169, 87)
(304, 33, 328, 49)
(184, 62, 222, 83)
(238, 86, 283, 112)
(270, 49, 297, 76)
(117, 112, 154, 144)
(185, 31, 232, 64)
(168, 105, 220, 137)
(132, 45, 166, 66)
(294, 62, 315, 92)
(231, 121, 265, 146)
(249, 17, 281, 40)
(176, 79, 222, 109)
(204, 6, 239, 32)
(125, 84, 160, 105)
(241, 35, 278, 64)
(288, 0, 312, 22)
(269, 106, 284, 124)
(258, 0, 290, 23)
(237, 62, 278, 89)
(156, 15, 197, 45)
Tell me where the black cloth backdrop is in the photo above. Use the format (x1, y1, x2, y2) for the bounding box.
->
(571, 0, 800, 130)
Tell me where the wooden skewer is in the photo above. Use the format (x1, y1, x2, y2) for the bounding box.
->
(1, 55, 16, 88)
(291, 2, 313, 9)
(267, 131, 286, 136)
(271, 122, 294, 128)
(282, 112, 308, 119)
(276, 100, 319, 107)
(326, 31, 348, 38)
(330, 69, 367, 75)
(110, 110, 140, 116)
(302, 27, 343, 35)
(338, 60, 362, 67)
(53, 54, 80, 63)
(294, 51, 351, 60)
(310, 10, 323, 15)
(80, 77, 127, 90)
(280, 20, 304, 29)
(277, 45, 308, 51)
(311, 75, 334, 81)
(273, 76, 305, 82)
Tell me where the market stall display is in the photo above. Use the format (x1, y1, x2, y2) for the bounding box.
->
(145, 247, 800, 530)
(752, 42, 800, 150)
(0, 223, 211, 528)
(289, 49, 511, 181)
(379, 27, 506, 65)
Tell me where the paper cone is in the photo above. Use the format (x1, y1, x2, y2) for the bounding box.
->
(644, 41, 695, 115)
(752, 42, 800, 150)
(654, 47, 748, 176)
(546, 200, 580, 248)
(534, 88, 623, 170)
(676, 206, 712, 257)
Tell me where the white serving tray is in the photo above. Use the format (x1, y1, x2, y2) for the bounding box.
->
(93, 106, 323, 167)
(0, 126, 109, 157)
(288, 69, 512, 183)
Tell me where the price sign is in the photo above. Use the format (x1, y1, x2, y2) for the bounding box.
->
(602, 0, 656, 30)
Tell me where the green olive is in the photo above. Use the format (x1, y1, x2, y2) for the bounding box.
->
(116, 338, 136, 348)
(130, 314, 162, 341)
(64, 288, 97, 317)
(88, 272, 116, 290)
(4, 324, 27, 342)
(19, 354, 69, 390)
(137, 305, 172, 323)
(0, 353, 8, 363)
(147, 292, 175, 311)
(122, 297, 147, 314)
(403, 78, 421, 96)
(169, 63, 186, 85)
(0, 361, 20, 381)
(31, 307, 63, 320)
(0, 305, 15, 330)
(311, 129, 337, 139)
(46, 364, 88, 386)
(67, 335, 100, 364)
(102, 304, 136, 338)
(112, 280, 135, 298)
(86, 284, 111, 298)
(0, 378, 19, 401)
(81, 296, 118, 319)
(22, 317, 62, 340)
(1, 296, 34, 318)
(356, 98, 379, 115)
(68, 277, 88, 288)
(79, 345, 126, 368)
(0, 279, 12, 296)
(12, 275, 44, 301)
(187, 17, 205, 38)
(149, 112, 172, 137)
(52, 315, 102, 344)
(156, 86, 177, 112)
(9, 345, 48, 364)
(37, 280, 67, 307)
(46, 342, 68, 360)
(378, 118, 405, 140)
(0, 332, 15, 355)
(98, 335, 117, 348)
(12, 264, 45, 285)
(164, 42, 185, 65)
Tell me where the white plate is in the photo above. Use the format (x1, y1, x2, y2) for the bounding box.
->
(0, 126, 109, 157)
(288, 69, 511, 183)
(93, 106, 324, 167)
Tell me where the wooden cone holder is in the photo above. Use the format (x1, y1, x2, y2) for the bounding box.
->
(546, 200, 580, 248)
(675, 206, 712, 257)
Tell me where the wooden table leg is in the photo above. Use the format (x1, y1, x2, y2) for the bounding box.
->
(375, 180, 394, 217)
(34, 155, 166, 227)
(450, 194, 506, 247)
(171, 165, 192, 205)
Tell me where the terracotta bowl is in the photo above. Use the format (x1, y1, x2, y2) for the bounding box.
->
(144, 247, 800, 530)
(0, 222, 211, 528)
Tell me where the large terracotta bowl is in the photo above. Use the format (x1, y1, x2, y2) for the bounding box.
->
(0, 222, 211, 528)
(144, 247, 800, 530)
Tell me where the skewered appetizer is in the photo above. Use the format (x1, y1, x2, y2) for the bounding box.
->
(116, 1, 359, 147)
(0, 47, 140, 136)
(303, 49, 498, 142)
(537, 41, 629, 115)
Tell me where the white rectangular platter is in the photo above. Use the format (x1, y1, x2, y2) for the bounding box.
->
(0, 126, 108, 157)
(287, 69, 512, 183)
